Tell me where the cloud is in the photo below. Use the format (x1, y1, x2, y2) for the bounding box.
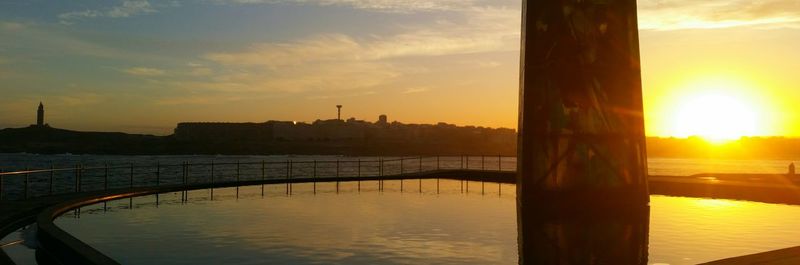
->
(57, 93, 105, 107)
(196, 6, 518, 95)
(0, 56, 15, 79)
(0, 22, 172, 63)
(0, 21, 25, 31)
(205, 34, 362, 68)
(213, 9, 514, 59)
(155, 94, 239, 105)
(402, 87, 429, 94)
(210, 0, 513, 13)
(639, 0, 800, 30)
(123, 67, 166, 76)
(59, 0, 157, 24)
(188, 67, 213, 76)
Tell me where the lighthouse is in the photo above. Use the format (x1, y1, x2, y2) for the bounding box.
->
(37, 102, 44, 127)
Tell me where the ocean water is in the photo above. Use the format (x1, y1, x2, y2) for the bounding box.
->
(2, 153, 798, 176)
(2, 153, 797, 200)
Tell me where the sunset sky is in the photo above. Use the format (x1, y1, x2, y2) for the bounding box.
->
(1, 0, 799, 137)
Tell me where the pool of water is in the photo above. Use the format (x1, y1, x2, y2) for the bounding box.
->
(50, 180, 800, 265)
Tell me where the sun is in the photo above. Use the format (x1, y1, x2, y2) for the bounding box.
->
(670, 89, 762, 143)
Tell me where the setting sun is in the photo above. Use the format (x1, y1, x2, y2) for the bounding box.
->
(661, 78, 770, 142)
(672, 91, 759, 142)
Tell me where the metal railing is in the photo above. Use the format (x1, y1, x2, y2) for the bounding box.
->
(0, 155, 516, 201)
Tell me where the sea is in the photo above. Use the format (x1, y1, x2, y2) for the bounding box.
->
(1, 153, 798, 176)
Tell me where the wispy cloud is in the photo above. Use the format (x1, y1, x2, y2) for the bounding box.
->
(123, 67, 166, 76)
(198, 6, 518, 95)
(57, 92, 105, 107)
(639, 0, 800, 30)
(0, 56, 13, 79)
(0, 21, 25, 31)
(210, 0, 511, 13)
(402, 87, 428, 94)
(59, 0, 158, 24)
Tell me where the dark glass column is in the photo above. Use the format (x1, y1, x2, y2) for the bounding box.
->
(517, 0, 649, 264)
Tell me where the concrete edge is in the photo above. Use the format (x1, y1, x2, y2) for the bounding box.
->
(700, 246, 800, 264)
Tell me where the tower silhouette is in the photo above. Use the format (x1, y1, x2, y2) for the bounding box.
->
(37, 102, 44, 127)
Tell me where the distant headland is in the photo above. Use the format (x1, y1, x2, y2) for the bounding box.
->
(2, 103, 800, 159)
(0, 103, 516, 155)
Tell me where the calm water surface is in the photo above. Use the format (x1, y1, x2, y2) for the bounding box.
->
(44, 180, 800, 265)
(2, 154, 799, 176)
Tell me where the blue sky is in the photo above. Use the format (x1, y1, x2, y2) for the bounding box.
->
(1, 0, 800, 136)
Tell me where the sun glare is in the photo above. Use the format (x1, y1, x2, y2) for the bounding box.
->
(669, 84, 764, 143)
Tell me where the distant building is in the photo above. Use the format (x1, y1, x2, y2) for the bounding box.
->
(377, 114, 388, 125)
(171, 115, 517, 154)
(36, 102, 47, 127)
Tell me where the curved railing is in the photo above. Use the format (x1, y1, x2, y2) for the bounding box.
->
(0, 155, 517, 264)
(0, 155, 516, 201)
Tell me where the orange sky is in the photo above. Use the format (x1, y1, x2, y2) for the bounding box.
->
(1, 1, 799, 137)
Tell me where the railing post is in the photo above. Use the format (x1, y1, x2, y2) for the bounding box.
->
(182, 162, 187, 187)
(261, 160, 265, 196)
(24, 167, 29, 199)
(50, 164, 55, 195)
(236, 160, 241, 185)
(261, 160, 265, 181)
(285, 160, 290, 179)
(437, 156, 440, 170)
(186, 162, 191, 186)
(498, 155, 502, 171)
(289, 161, 293, 194)
(130, 163, 134, 188)
(156, 162, 161, 186)
(379, 158, 384, 176)
(460, 155, 464, 169)
(210, 161, 214, 185)
(418, 156, 422, 173)
(0, 169, 3, 201)
(78, 165, 83, 191)
(333, 160, 340, 193)
(481, 155, 485, 171)
(78, 164, 83, 192)
(74, 164, 80, 193)
(313, 160, 317, 194)
(358, 159, 361, 177)
(466, 155, 470, 170)
(401, 158, 405, 175)
(285, 160, 290, 195)
(104, 163, 109, 191)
